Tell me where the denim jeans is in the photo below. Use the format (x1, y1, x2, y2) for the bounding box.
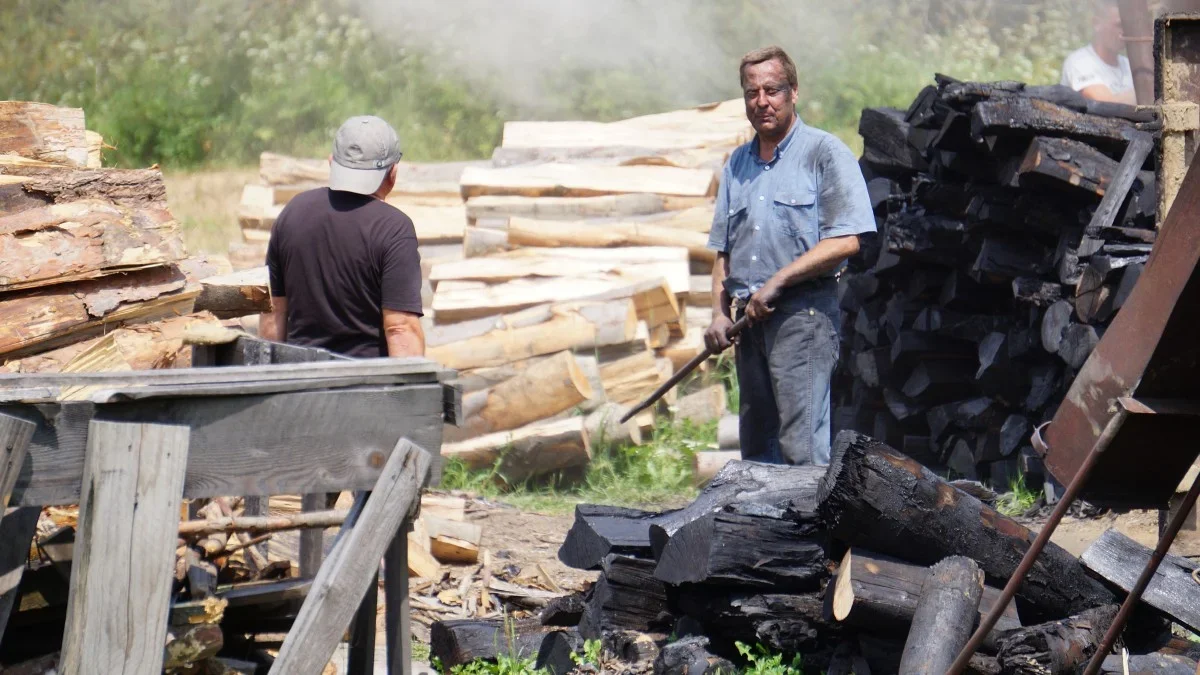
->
(735, 284, 840, 466)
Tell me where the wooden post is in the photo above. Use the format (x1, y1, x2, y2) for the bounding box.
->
(897, 556, 985, 675)
(300, 492, 326, 578)
(243, 495, 269, 564)
(61, 421, 191, 675)
(348, 568, 379, 675)
(386, 522, 414, 675)
(0, 413, 37, 641)
(1119, 0, 1156, 105)
(269, 439, 430, 675)
(0, 413, 35, 509)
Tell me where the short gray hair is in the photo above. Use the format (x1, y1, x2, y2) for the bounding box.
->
(739, 46, 798, 91)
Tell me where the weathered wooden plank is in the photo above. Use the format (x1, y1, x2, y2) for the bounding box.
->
(61, 421, 191, 675)
(1081, 528, 1200, 634)
(269, 439, 429, 675)
(3, 385, 444, 506)
(0, 414, 36, 509)
(385, 528, 413, 675)
(460, 164, 717, 200)
(0, 102, 90, 166)
(0, 507, 41, 639)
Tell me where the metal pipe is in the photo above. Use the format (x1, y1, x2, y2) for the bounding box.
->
(1081, 463, 1200, 675)
(944, 410, 1129, 675)
(1118, 0, 1156, 104)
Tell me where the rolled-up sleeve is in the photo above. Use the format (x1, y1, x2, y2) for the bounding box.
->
(816, 137, 876, 240)
(707, 163, 732, 253)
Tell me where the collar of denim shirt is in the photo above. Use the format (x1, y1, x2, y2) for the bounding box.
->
(747, 116, 806, 166)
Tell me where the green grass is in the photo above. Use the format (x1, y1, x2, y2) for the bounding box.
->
(441, 414, 715, 514)
(412, 638, 432, 664)
(736, 642, 806, 675)
(994, 474, 1040, 517)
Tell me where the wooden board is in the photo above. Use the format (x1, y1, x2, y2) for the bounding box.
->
(195, 267, 270, 318)
(464, 194, 665, 223)
(501, 99, 750, 150)
(430, 246, 690, 294)
(61, 421, 190, 675)
(1081, 528, 1200, 633)
(0, 102, 90, 167)
(269, 439, 429, 674)
(2, 384, 445, 506)
(460, 164, 717, 200)
(0, 199, 184, 293)
(432, 276, 680, 329)
(259, 151, 485, 195)
(506, 217, 714, 264)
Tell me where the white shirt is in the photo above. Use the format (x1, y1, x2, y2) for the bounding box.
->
(1060, 45, 1134, 95)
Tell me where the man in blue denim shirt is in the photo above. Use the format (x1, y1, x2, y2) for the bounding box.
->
(704, 46, 876, 466)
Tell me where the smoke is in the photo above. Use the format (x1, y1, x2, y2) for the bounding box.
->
(353, 0, 837, 117)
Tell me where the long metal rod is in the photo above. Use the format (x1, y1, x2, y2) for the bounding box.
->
(618, 315, 749, 423)
(945, 410, 1129, 675)
(1081, 464, 1200, 675)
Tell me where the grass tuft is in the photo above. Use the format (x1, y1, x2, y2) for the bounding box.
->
(994, 474, 1040, 517)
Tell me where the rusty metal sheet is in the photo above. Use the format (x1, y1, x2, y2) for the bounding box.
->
(1041, 151, 1200, 508)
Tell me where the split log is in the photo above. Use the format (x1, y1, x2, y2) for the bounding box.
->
(686, 275, 712, 308)
(427, 299, 639, 370)
(672, 385, 727, 423)
(0, 102, 90, 167)
(897, 556, 984, 675)
(195, 267, 270, 319)
(971, 98, 1138, 153)
(0, 167, 167, 212)
(259, 152, 478, 197)
(559, 505, 665, 570)
(536, 630, 584, 675)
(653, 636, 736, 675)
(831, 548, 1020, 651)
(1081, 529, 1200, 634)
(0, 199, 184, 293)
(1, 312, 221, 374)
(1098, 653, 1198, 674)
(1040, 300, 1074, 354)
(1058, 323, 1100, 369)
(500, 100, 749, 150)
(463, 226, 510, 258)
(441, 417, 591, 484)
(465, 193, 665, 223)
(460, 164, 717, 201)
(674, 590, 841, 659)
(579, 555, 672, 638)
(453, 351, 594, 439)
(506, 217, 715, 264)
(0, 259, 219, 360)
(1012, 278, 1064, 307)
(995, 605, 1118, 675)
(164, 623, 224, 670)
(859, 108, 929, 174)
(430, 619, 556, 668)
(692, 451, 740, 483)
(654, 502, 828, 590)
(584, 403, 643, 448)
(425, 515, 482, 564)
(1013, 137, 1116, 197)
(817, 431, 1114, 622)
(717, 415, 739, 450)
(541, 594, 588, 627)
(431, 246, 690, 294)
(433, 276, 680, 330)
(598, 350, 673, 407)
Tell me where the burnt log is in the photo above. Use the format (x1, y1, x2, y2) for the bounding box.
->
(652, 636, 736, 675)
(431, 619, 556, 668)
(541, 592, 587, 627)
(1012, 278, 1064, 307)
(1012, 137, 1116, 198)
(859, 108, 929, 175)
(817, 431, 1115, 622)
(579, 555, 671, 638)
(558, 504, 665, 570)
(999, 414, 1031, 457)
(1113, 262, 1143, 309)
(901, 361, 975, 400)
(926, 397, 1003, 441)
(645, 461, 824, 559)
(971, 97, 1138, 155)
(995, 605, 1119, 675)
(536, 630, 583, 675)
(897, 556, 985, 675)
(674, 590, 842, 664)
(1040, 300, 1074, 354)
(653, 502, 828, 591)
(831, 548, 1020, 652)
(1058, 323, 1100, 370)
(1098, 653, 1198, 674)
(1081, 529, 1200, 634)
(972, 237, 1053, 280)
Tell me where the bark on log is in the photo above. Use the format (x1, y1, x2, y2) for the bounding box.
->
(164, 623, 224, 669)
(0, 102, 90, 167)
(427, 299, 639, 370)
(579, 555, 672, 638)
(459, 164, 717, 200)
(194, 267, 270, 319)
(831, 548, 1020, 651)
(653, 636, 736, 675)
(441, 417, 591, 484)
(1081, 529, 1200, 634)
(654, 502, 828, 590)
(0, 199, 184, 293)
(897, 556, 985, 675)
(430, 618, 557, 668)
(817, 431, 1114, 622)
(996, 605, 1118, 675)
(453, 351, 594, 439)
(178, 509, 348, 536)
(674, 590, 842, 662)
(0, 168, 167, 214)
(672, 385, 727, 424)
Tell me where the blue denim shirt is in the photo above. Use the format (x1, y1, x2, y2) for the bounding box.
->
(707, 118, 876, 301)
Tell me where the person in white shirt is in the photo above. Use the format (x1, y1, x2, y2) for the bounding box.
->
(1061, 0, 1136, 104)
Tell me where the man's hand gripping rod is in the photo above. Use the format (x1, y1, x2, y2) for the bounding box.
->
(618, 315, 750, 424)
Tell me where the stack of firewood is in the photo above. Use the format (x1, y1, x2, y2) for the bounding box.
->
(238, 101, 752, 484)
(834, 77, 1161, 490)
(431, 433, 1200, 675)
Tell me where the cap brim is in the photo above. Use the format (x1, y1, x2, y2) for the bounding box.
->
(328, 162, 389, 195)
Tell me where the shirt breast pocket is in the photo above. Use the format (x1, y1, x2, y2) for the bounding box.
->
(773, 188, 818, 240)
(726, 193, 750, 238)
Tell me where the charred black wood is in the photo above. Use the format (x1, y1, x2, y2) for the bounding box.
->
(536, 630, 583, 675)
(579, 555, 672, 639)
(897, 556, 984, 675)
(972, 237, 1054, 280)
(1081, 529, 1200, 634)
(540, 592, 587, 627)
(999, 414, 1030, 457)
(431, 619, 556, 669)
(652, 636, 736, 675)
(996, 605, 1119, 675)
(1113, 262, 1143, 309)
(971, 97, 1138, 155)
(902, 361, 976, 400)
(1039, 300, 1073, 354)
(818, 432, 1115, 622)
(1012, 278, 1064, 307)
(673, 589, 841, 664)
(558, 505, 667, 570)
(1058, 323, 1100, 370)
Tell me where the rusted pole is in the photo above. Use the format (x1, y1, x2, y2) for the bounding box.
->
(1081, 467, 1200, 675)
(944, 411, 1128, 675)
(1119, 0, 1156, 104)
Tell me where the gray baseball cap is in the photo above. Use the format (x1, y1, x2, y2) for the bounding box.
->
(329, 115, 403, 195)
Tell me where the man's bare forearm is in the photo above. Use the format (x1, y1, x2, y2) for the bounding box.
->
(711, 253, 732, 320)
(260, 298, 288, 342)
(386, 330, 425, 358)
(770, 235, 860, 290)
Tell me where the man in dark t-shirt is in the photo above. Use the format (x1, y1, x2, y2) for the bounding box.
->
(262, 116, 425, 358)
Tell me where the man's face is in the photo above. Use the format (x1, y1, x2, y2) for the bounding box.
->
(742, 59, 798, 138)
(1094, 5, 1124, 55)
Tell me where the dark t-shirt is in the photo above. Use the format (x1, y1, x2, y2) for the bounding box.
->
(266, 188, 423, 358)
